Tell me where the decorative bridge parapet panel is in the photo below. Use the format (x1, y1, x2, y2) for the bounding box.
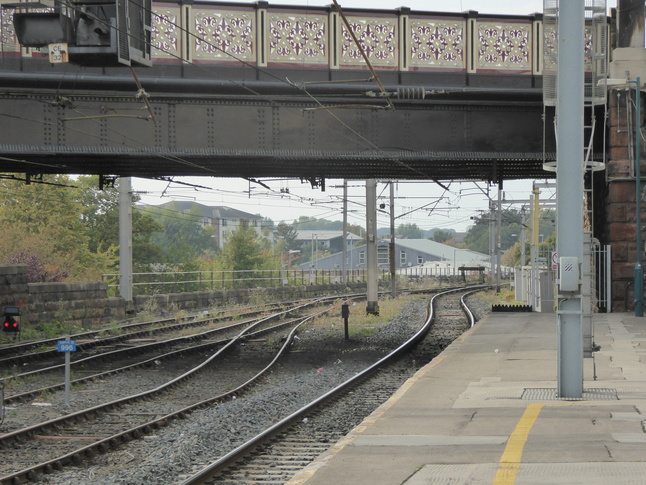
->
(0, 1, 543, 74)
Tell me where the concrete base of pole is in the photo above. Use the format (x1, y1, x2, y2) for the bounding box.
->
(366, 301, 379, 315)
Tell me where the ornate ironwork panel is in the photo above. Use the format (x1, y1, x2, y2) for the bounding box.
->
(191, 7, 255, 62)
(340, 15, 398, 68)
(268, 11, 328, 66)
(408, 17, 465, 69)
(476, 20, 531, 72)
(152, 4, 181, 60)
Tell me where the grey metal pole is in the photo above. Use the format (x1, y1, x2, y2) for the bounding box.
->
(119, 177, 133, 302)
(521, 208, 527, 267)
(342, 180, 348, 285)
(64, 335, 71, 406)
(390, 181, 396, 298)
(489, 199, 495, 284)
(520, 208, 527, 300)
(366, 179, 379, 315)
(556, 0, 584, 399)
(496, 184, 502, 291)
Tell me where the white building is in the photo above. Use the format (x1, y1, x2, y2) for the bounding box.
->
(158, 201, 264, 249)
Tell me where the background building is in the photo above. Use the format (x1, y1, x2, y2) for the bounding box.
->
(299, 238, 488, 273)
(158, 201, 263, 249)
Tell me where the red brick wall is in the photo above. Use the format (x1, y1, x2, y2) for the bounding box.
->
(606, 90, 645, 311)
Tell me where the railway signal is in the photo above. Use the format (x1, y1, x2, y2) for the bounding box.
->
(2, 316, 18, 332)
(2, 306, 21, 335)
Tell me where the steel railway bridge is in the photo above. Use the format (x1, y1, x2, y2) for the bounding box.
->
(0, 1, 578, 184)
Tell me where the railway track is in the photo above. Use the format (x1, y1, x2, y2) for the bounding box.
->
(0, 299, 338, 485)
(1, 302, 316, 409)
(0, 286, 487, 484)
(0, 301, 294, 372)
(179, 286, 484, 485)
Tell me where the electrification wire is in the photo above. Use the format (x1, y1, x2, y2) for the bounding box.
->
(2, 0, 470, 224)
(0, 9, 325, 176)
(2, 2, 407, 187)
(74, 0, 447, 181)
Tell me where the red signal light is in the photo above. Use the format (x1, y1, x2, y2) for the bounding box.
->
(2, 316, 18, 333)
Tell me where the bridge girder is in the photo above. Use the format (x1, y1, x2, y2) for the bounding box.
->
(0, 85, 555, 182)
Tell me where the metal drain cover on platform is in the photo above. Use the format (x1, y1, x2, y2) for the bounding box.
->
(521, 388, 618, 401)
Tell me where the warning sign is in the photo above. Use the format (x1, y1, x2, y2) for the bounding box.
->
(48, 43, 68, 63)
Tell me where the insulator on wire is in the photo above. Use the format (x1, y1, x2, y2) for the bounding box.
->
(396, 87, 426, 99)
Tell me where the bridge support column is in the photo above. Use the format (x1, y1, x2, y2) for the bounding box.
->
(366, 179, 379, 315)
(605, 0, 646, 312)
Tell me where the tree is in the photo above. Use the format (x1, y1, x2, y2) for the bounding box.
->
(290, 216, 363, 238)
(397, 222, 423, 239)
(275, 221, 299, 251)
(501, 242, 521, 267)
(220, 224, 266, 271)
(144, 203, 215, 265)
(430, 229, 453, 243)
(132, 209, 165, 269)
(75, 176, 163, 270)
(464, 209, 533, 255)
(0, 174, 114, 280)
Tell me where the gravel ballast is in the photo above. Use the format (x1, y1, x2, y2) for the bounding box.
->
(32, 291, 495, 484)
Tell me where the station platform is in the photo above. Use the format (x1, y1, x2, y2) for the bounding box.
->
(287, 312, 646, 485)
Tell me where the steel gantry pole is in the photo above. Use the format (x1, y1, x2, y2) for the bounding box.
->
(366, 179, 379, 315)
(556, 0, 585, 399)
(390, 181, 396, 298)
(119, 177, 133, 303)
(342, 180, 348, 286)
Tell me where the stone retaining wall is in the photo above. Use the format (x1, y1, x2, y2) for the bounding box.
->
(27, 281, 126, 327)
(0, 264, 29, 309)
(0, 263, 367, 328)
(133, 282, 367, 314)
(0, 265, 126, 328)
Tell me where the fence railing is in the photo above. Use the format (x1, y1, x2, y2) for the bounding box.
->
(102, 267, 474, 296)
(103, 269, 368, 296)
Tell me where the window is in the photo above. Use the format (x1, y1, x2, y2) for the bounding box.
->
(417, 256, 424, 265)
(377, 246, 389, 266)
(222, 219, 228, 227)
(359, 251, 365, 265)
(400, 251, 407, 265)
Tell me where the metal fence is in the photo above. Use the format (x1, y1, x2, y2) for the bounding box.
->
(103, 269, 369, 296)
(592, 243, 611, 312)
(102, 267, 468, 296)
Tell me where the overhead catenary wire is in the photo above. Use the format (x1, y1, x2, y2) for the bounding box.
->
(0, 0, 496, 229)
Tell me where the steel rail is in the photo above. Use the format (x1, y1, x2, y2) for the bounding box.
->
(0, 299, 336, 484)
(1, 302, 305, 398)
(0, 302, 290, 367)
(460, 288, 484, 328)
(178, 285, 487, 485)
(3, 314, 305, 405)
(1, 294, 365, 396)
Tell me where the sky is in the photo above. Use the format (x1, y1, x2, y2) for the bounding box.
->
(133, 0, 616, 233)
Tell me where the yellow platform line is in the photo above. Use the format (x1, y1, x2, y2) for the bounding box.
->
(493, 403, 544, 485)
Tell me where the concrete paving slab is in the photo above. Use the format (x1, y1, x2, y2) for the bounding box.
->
(287, 312, 646, 485)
